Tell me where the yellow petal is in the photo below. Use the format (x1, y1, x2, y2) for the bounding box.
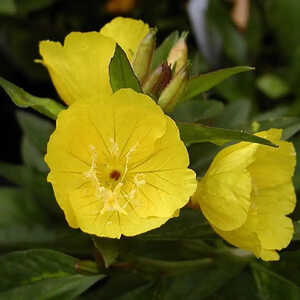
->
(197, 169, 252, 231)
(214, 214, 281, 261)
(45, 104, 108, 226)
(100, 17, 149, 61)
(47, 178, 79, 228)
(131, 116, 196, 217)
(253, 182, 296, 216)
(259, 249, 280, 261)
(194, 143, 258, 231)
(249, 129, 296, 190)
(213, 217, 262, 259)
(39, 32, 115, 105)
(208, 142, 258, 175)
(69, 184, 171, 238)
(256, 213, 294, 250)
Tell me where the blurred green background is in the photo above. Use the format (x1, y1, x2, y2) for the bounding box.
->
(1, 0, 300, 299)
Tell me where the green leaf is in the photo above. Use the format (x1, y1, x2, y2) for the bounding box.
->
(109, 44, 142, 93)
(254, 106, 290, 121)
(207, 0, 247, 64)
(0, 76, 65, 120)
(181, 66, 254, 102)
(21, 136, 48, 173)
(129, 256, 212, 276)
(293, 220, 300, 240)
(114, 283, 154, 300)
(214, 99, 251, 129)
(0, 187, 48, 226)
(264, 0, 300, 59)
(268, 251, 300, 287)
(93, 237, 120, 268)
(137, 209, 215, 241)
(208, 269, 259, 300)
(177, 123, 277, 147)
(257, 73, 290, 99)
(17, 111, 53, 172)
(151, 31, 179, 70)
(189, 142, 219, 175)
(17, 111, 54, 173)
(82, 270, 148, 300)
(15, 0, 59, 15)
(158, 255, 246, 300)
(171, 99, 224, 122)
(0, 0, 16, 15)
(0, 163, 60, 217)
(292, 137, 300, 192)
(251, 262, 300, 300)
(116, 253, 245, 300)
(0, 187, 92, 255)
(215, 73, 255, 103)
(0, 162, 43, 187)
(0, 249, 104, 300)
(0, 0, 60, 15)
(17, 110, 54, 154)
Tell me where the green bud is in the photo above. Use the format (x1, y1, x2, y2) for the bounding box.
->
(167, 31, 188, 74)
(158, 66, 188, 112)
(133, 28, 157, 85)
(142, 62, 172, 97)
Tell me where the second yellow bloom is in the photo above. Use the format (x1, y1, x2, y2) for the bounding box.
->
(192, 129, 296, 261)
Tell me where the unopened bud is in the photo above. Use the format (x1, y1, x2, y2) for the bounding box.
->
(133, 28, 157, 85)
(142, 62, 172, 97)
(167, 32, 188, 74)
(158, 66, 188, 112)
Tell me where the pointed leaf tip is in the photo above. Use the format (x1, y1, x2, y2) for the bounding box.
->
(109, 44, 142, 93)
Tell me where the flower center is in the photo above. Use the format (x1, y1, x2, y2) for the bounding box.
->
(110, 170, 121, 181)
(83, 143, 145, 216)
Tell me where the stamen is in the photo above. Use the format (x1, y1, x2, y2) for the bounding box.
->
(109, 138, 119, 156)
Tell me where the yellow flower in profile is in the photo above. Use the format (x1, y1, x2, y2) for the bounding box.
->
(38, 17, 149, 105)
(45, 89, 196, 238)
(192, 129, 296, 261)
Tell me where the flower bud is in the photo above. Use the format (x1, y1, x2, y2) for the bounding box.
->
(167, 32, 188, 74)
(133, 28, 157, 85)
(142, 62, 172, 97)
(158, 66, 188, 112)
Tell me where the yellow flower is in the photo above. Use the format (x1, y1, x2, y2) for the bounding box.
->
(192, 129, 296, 261)
(38, 17, 149, 105)
(45, 89, 196, 238)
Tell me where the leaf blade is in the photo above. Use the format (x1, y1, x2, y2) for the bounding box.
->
(109, 44, 142, 93)
(251, 262, 300, 300)
(0, 249, 104, 300)
(0, 76, 65, 120)
(182, 66, 254, 101)
(177, 123, 277, 147)
(93, 237, 120, 268)
(0, 187, 92, 256)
